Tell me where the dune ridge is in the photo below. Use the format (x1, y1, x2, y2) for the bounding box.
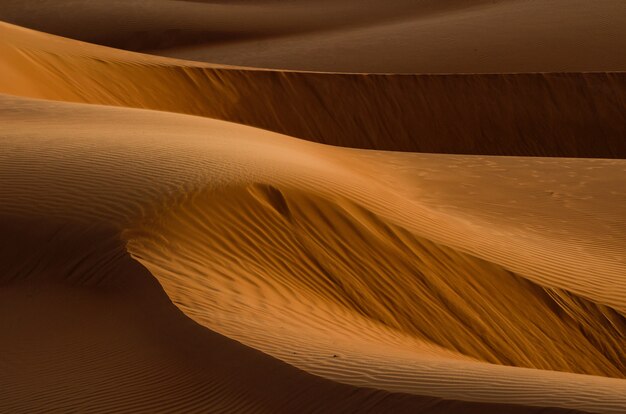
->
(1, 0, 626, 73)
(2, 94, 625, 413)
(2, 22, 626, 158)
(3, 5, 626, 412)
(6, 219, 545, 414)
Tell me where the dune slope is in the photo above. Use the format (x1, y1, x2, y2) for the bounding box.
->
(2, 94, 625, 413)
(1, 22, 626, 158)
(2, 5, 626, 412)
(1, 0, 626, 73)
(5, 219, 550, 414)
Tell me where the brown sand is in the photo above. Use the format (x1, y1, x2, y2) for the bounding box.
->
(1, 94, 624, 413)
(1, 22, 626, 158)
(6, 219, 571, 414)
(1, 0, 625, 73)
(1, 3, 625, 413)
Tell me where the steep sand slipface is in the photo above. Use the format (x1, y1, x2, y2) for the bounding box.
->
(1, 0, 625, 73)
(1, 22, 626, 158)
(2, 3, 626, 412)
(127, 183, 626, 384)
(1, 95, 625, 413)
(3, 97, 569, 414)
(4, 220, 509, 414)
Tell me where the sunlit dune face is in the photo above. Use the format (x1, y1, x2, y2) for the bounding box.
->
(1, 2, 626, 413)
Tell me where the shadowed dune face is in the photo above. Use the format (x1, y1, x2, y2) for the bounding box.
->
(2, 1, 626, 412)
(1, 0, 625, 73)
(0, 0, 455, 54)
(126, 183, 626, 379)
(1, 22, 626, 158)
(6, 219, 555, 414)
(2, 95, 625, 413)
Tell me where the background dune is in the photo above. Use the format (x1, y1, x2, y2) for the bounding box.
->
(2, 94, 625, 413)
(1, 0, 626, 73)
(1, 22, 626, 158)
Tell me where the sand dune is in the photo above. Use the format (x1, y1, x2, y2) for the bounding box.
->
(1, 0, 626, 73)
(2, 3, 626, 413)
(1, 22, 626, 158)
(5, 219, 538, 414)
(2, 94, 625, 413)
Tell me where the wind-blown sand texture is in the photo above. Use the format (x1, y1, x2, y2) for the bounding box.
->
(1, 2, 625, 414)
(1, 22, 626, 158)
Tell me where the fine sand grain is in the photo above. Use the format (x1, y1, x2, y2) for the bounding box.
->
(1, 22, 625, 158)
(1, 94, 624, 413)
(1, 3, 625, 412)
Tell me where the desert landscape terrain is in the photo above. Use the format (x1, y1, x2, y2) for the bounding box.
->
(1, 1, 625, 413)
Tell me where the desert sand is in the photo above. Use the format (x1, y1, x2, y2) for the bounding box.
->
(1, 2, 625, 414)
(2, 0, 626, 73)
(1, 22, 626, 158)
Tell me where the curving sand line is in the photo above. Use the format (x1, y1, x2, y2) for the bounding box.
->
(4, 92, 624, 319)
(0, 0, 448, 55)
(126, 184, 625, 374)
(2, 94, 625, 413)
(2, 22, 626, 158)
(1, 0, 625, 73)
(5, 220, 540, 414)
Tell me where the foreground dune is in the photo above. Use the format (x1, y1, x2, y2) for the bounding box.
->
(1, 0, 625, 73)
(2, 94, 625, 413)
(2, 22, 626, 158)
(7, 220, 555, 414)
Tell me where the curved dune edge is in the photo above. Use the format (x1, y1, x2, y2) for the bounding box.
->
(1, 0, 625, 74)
(5, 221, 557, 414)
(125, 183, 625, 377)
(2, 95, 625, 413)
(2, 21, 626, 158)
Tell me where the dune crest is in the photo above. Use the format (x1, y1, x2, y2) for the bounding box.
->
(2, 94, 625, 413)
(1, 0, 626, 73)
(127, 183, 626, 378)
(1, 22, 626, 158)
(3, 2, 626, 410)
(6, 219, 525, 414)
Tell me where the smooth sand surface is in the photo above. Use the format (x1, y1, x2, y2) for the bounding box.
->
(1, 94, 625, 413)
(1, 0, 626, 73)
(1, 4, 625, 413)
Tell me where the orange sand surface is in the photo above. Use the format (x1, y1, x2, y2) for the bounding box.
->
(1, 3, 625, 413)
